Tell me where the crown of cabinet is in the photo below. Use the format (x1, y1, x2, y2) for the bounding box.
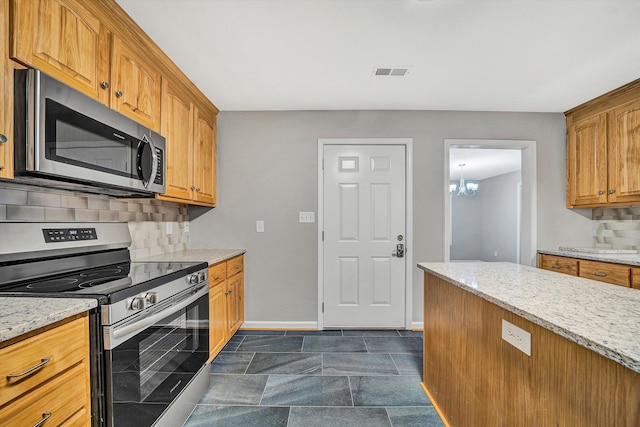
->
(565, 79, 640, 208)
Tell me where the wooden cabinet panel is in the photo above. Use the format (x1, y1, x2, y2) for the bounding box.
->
(0, 315, 88, 405)
(631, 268, 640, 290)
(0, 0, 13, 178)
(0, 363, 88, 426)
(11, 0, 108, 100)
(226, 255, 244, 277)
(578, 260, 630, 287)
(607, 99, 640, 204)
(209, 279, 228, 362)
(227, 272, 244, 336)
(193, 105, 216, 205)
(539, 254, 578, 276)
(566, 114, 608, 207)
(111, 35, 161, 131)
(161, 79, 194, 200)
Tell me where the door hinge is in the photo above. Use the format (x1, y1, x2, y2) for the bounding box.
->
(322, 302, 324, 313)
(322, 159, 324, 170)
(322, 231, 324, 241)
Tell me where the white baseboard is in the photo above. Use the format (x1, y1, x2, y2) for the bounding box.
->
(240, 321, 319, 330)
(411, 321, 424, 331)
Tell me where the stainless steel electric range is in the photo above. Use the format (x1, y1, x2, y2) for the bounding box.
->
(0, 222, 210, 427)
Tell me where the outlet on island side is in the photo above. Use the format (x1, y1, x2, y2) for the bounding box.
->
(501, 319, 531, 356)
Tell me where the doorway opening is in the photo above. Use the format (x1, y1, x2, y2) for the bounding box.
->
(444, 140, 537, 265)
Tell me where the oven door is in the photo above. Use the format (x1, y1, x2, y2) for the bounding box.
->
(103, 284, 209, 427)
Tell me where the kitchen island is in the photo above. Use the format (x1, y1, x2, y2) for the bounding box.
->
(418, 262, 640, 427)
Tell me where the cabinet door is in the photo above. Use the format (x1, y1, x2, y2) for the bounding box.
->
(227, 273, 244, 336)
(160, 79, 194, 201)
(111, 35, 161, 131)
(193, 105, 217, 205)
(566, 113, 608, 207)
(209, 280, 228, 362)
(11, 0, 109, 101)
(607, 99, 640, 204)
(0, 0, 13, 178)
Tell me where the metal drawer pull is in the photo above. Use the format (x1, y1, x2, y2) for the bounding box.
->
(225, 290, 233, 295)
(234, 264, 240, 270)
(213, 274, 221, 279)
(594, 271, 608, 277)
(6, 358, 50, 379)
(552, 265, 562, 269)
(33, 412, 52, 427)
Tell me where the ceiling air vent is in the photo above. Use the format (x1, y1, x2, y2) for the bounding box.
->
(373, 66, 410, 77)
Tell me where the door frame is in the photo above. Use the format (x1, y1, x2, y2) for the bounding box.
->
(444, 139, 537, 265)
(317, 138, 414, 330)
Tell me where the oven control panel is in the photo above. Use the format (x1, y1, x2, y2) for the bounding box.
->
(43, 227, 97, 243)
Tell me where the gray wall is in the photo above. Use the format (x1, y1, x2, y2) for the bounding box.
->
(189, 110, 593, 325)
(450, 195, 481, 260)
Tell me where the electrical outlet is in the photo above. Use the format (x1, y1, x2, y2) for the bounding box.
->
(256, 220, 264, 233)
(501, 319, 531, 356)
(166, 222, 173, 235)
(299, 212, 315, 223)
(184, 223, 190, 233)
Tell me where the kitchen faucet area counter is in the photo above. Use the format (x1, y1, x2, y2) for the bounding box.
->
(418, 262, 640, 426)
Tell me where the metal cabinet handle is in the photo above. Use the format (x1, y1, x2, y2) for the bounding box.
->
(213, 274, 221, 280)
(190, 186, 195, 191)
(234, 264, 240, 270)
(608, 189, 615, 195)
(593, 271, 608, 277)
(115, 90, 123, 98)
(196, 188, 201, 192)
(0, 134, 7, 143)
(598, 191, 604, 195)
(6, 358, 50, 379)
(551, 264, 562, 269)
(100, 81, 110, 89)
(32, 412, 52, 427)
(224, 290, 232, 295)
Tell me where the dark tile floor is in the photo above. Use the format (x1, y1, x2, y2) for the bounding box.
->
(183, 329, 444, 427)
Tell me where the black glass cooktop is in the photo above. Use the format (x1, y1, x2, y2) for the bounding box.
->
(0, 261, 206, 301)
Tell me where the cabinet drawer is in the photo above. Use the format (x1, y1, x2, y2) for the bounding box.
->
(209, 262, 227, 286)
(227, 255, 244, 276)
(0, 362, 88, 426)
(540, 254, 578, 276)
(0, 315, 88, 405)
(579, 260, 630, 287)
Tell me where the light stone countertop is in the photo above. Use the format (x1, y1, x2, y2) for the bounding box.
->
(418, 262, 640, 373)
(0, 297, 97, 344)
(538, 249, 640, 266)
(137, 248, 246, 266)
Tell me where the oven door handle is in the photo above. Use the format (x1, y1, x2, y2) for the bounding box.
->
(104, 283, 208, 350)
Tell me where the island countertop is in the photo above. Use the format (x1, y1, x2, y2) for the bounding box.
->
(418, 262, 640, 373)
(0, 297, 98, 344)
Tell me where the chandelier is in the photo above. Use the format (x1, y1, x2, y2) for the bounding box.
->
(449, 163, 478, 197)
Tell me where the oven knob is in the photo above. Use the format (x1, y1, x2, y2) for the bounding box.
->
(130, 296, 146, 310)
(145, 292, 158, 304)
(198, 272, 206, 282)
(188, 274, 199, 284)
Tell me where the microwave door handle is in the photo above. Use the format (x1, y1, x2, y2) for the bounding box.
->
(105, 284, 208, 350)
(136, 135, 158, 188)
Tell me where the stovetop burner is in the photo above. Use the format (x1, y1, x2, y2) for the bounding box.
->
(26, 277, 79, 292)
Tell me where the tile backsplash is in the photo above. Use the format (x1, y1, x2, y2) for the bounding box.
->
(593, 206, 640, 250)
(0, 181, 189, 260)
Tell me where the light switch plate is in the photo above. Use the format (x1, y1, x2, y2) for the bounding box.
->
(256, 220, 264, 233)
(502, 319, 531, 356)
(166, 222, 173, 235)
(299, 212, 315, 223)
(184, 222, 190, 233)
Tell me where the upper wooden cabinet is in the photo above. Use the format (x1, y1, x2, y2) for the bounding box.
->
(11, 0, 109, 101)
(158, 79, 216, 207)
(110, 35, 161, 130)
(566, 80, 640, 208)
(0, 0, 13, 179)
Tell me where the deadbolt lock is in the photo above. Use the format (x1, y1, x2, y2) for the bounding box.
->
(397, 235, 403, 241)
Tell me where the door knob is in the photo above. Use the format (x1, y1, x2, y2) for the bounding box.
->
(392, 243, 405, 258)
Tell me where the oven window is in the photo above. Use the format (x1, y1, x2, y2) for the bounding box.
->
(45, 99, 139, 179)
(106, 293, 208, 427)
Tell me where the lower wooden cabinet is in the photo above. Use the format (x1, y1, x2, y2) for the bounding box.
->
(208, 255, 244, 362)
(539, 253, 634, 289)
(0, 314, 91, 426)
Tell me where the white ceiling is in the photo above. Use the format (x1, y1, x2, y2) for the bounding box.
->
(116, 0, 640, 112)
(450, 148, 521, 181)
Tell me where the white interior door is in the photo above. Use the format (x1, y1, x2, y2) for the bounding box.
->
(323, 144, 406, 328)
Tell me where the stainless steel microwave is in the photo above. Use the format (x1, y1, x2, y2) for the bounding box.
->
(13, 69, 166, 197)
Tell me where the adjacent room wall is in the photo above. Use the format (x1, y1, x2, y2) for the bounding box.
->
(190, 110, 593, 326)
